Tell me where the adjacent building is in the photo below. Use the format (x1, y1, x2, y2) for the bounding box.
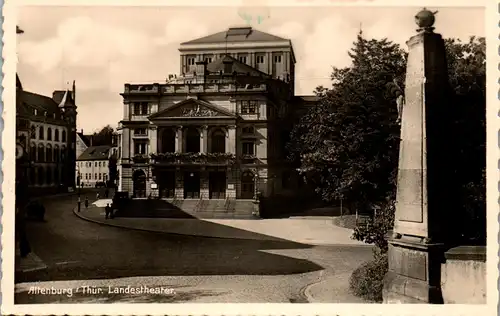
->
(117, 27, 316, 211)
(16, 74, 78, 196)
(77, 145, 116, 187)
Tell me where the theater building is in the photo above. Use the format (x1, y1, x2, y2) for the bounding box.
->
(117, 27, 315, 214)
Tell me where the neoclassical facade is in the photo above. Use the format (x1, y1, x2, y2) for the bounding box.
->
(118, 27, 314, 207)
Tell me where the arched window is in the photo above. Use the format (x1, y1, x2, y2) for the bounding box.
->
(210, 129, 226, 153)
(39, 126, 44, 140)
(54, 145, 59, 162)
(47, 128, 52, 141)
(46, 144, 52, 162)
(38, 144, 45, 162)
(160, 128, 176, 153)
(30, 126, 36, 139)
(61, 146, 66, 162)
(62, 130, 67, 142)
(30, 143, 36, 162)
(46, 168, 52, 185)
(54, 129, 60, 142)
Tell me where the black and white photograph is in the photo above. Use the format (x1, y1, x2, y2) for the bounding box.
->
(3, 1, 496, 315)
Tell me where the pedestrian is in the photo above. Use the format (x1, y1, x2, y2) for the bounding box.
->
(77, 196, 81, 212)
(96, 192, 100, 200)
(105, 203, 111, 219)
(85, 196, 89, 209)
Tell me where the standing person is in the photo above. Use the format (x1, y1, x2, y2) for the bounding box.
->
(85, 196, 89, 209)
(96, 192, 100, 200)
(77, 196, 81, 212)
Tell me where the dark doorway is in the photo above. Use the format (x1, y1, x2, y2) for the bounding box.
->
(185, 127, 200, 153)
(209, 171, 226, 199)
(160, 128, 176, 153)
(133, 169, 147, 198)
(210, 129, 226, 153)
(159, 171, 175, 198)
(241, 171, 255, 199)
(184, 171, 200, 199)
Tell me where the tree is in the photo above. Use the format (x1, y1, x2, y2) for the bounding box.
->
(288, 32, 406, 215)
(92, 125, 115, 146)
(288, 34, 486, 250)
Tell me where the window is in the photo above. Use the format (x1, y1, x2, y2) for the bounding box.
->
(242, 142, 255, 156)
(30, 126, 36, 138)
(47, 128, 52, 141)
(55, 129, 59, 141)
(204, 57, 212, 64)
(99, 173, 102, 180)
(134, 128, 147, 135)
(98, 162, 101, 167)
(46, 144, 52, 162)
(39, 126, 44, 140)
(30, 143, 36, 162)
(187, 57, 196, 65)
(38, 145, 45, 162)
(134, 141, 147, 155)
(256, 55, 265, 64)
(141, 103, 148, 115)
(274, 55, 282, 63)
(133, 102, 148, 115)
(95, 162, 98, 167)
(61, 146, 66, 161)
(62, 130, 66, 142)
(240, 100, 257, 114)
(95, 173, 97, 180)
(242, 126, 254, 134)
(85, 173, 88, 180)
(238, 56, 247, 64)
(54, 146, 59, 162)
(134, 103, 141, 114)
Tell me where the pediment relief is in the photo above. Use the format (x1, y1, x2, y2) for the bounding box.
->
(150, 100, 234, 119)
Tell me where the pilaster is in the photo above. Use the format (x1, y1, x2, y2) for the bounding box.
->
(226, 125, 237, 154)
(175, 126, 183, 153)
(149, 127, 157, 154)
(200, 125, 208, 153)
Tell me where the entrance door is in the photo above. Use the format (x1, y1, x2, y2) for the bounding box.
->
(133, 170, 147, 198)
(209, 172, 226, 199)
(241, 171, 255, 199)
(184, 171, 200, 199)
(159, 171, 175, 198)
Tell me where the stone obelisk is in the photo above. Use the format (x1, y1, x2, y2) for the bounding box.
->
(383, 9, 458, 303)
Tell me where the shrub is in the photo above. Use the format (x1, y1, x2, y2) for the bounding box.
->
(349, 251, 388, 302)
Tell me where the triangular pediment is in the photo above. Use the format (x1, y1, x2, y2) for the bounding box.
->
(149, 99, 236, 120)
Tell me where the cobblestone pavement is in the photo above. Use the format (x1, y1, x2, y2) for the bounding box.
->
(14, 194, 374, 303)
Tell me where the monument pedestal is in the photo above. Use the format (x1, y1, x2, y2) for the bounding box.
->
(384, 237, 446, 303)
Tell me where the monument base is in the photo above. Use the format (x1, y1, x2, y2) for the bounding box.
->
(382, 237, 446, 304)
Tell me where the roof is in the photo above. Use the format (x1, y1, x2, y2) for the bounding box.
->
(77, 145, 112, 161)
(16, 73, 23, 90)
(77, 133, 92, 147)
(206, 54, 269, 77)
(180, 27, 289, 45)
(18, 90, 61, 116)
(57, 90, 75, 108)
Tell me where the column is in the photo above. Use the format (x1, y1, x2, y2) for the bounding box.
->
(225, 125, 237, 154)
(122, 128, 130, 159)
(200, 169, 209, 199)
(200, 125, 208, 153)
(149, 127, 157, 154)
(175, 126, 183, 153)
(175, 169, 184, 199)
(383, 10, 459, 304)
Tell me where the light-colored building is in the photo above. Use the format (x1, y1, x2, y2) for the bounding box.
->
(117, 27, 315, 215)
(16, 75, 78, 195)
(77, 145, 117, 187)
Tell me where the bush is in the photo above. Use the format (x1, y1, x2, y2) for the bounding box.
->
(349, 251, 388, 302)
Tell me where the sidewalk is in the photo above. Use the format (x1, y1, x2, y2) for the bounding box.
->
(75, 200, 368, 246)
(15, 245, 47, 273)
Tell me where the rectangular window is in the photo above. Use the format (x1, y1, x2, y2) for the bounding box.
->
(133, 103, 141, 115)
(141, 103, 148, 115)
(238, 56, 247, 64)
(134, 141, 147, 155)
(204, 57, 212, 64)
(187, 57, 196, 65)
(95, 173, 97, 180)
(242, 142, 255, 156)
(240, 100, 257, 114)
(256, 55, 265, 64)
(273, 55, 282, 63)
(99, 173, 102, 180)
(134, 128, 147, 135)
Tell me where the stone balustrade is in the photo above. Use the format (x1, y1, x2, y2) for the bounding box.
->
(124, 83, 267, 95)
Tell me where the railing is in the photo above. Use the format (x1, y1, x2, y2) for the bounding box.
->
(151, 152, 236, 165)
(132, 154, 150, 164)
(225, 196, 236, 212)
(195, 194, 208, 212)
(160, 83, 267, 94)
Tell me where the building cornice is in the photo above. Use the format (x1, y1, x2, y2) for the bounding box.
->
(179, 41, 292, 52)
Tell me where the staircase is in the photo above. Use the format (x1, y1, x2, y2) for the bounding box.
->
(178, 196, 257, 219)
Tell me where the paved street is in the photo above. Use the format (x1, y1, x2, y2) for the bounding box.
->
(14, 194, 373, 303)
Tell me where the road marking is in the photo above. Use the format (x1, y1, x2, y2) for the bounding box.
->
(55, 261, 80, 265)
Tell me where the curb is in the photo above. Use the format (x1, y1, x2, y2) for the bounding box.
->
(73, 207, 375, 247)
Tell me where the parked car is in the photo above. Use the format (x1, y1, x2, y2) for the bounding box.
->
(95, 181, 107, 188)
(26, 200, 45, 221)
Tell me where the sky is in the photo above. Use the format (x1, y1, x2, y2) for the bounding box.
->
(17, 6, 485, 133)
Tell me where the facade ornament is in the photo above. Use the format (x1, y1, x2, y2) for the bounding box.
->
(181, 105, 217, 117)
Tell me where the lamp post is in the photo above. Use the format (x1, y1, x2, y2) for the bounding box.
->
(253, 172, 259, 200)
